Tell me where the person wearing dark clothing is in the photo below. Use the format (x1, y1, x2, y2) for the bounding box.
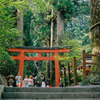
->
(32, 66, 39, 85)
(41, 73, 46, 87)
(34, 66, 39, 76)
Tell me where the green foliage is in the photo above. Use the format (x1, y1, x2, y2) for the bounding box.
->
(33, 0, 47, 12)
(12, 0, 47, 13)
(69, 71, 82, 85)
(0, 0, 22, 50)
(31, 11, 51, 47)
(65, 14, 91, 53)
(11, 0, 30, 14)
(24, 60, 35, 78)
(88, 75, 100, 83)
(49, 0, 73, 11)
(77, 70, 82, 82)
(79, 0, 90, 14)
(0, 48, 13, 69)
(49, 0, 75, 19)
(23, 10, 33, 46)
(71, 0, 80, 15)
(56, 0, 74, 12)
(0, 0, 22, 76)
(0, 47, 18, 77)
(71, 0, 90, 16)
(62, 40, 81, 64)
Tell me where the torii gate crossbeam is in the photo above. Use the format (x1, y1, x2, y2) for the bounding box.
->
(9, 46, 71, 87)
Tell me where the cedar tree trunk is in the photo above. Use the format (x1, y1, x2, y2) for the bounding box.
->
(17, 9, 23, 44)
(90, 0, 100, 82)
(57, 11, 64, 45)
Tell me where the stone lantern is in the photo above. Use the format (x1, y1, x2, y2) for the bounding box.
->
(8, 75, 14, 87)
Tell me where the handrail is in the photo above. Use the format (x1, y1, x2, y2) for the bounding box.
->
(70, 70, 74, 73)
(77, 65, 82, 69)
(86, 54, 100, 57)
(86, 62, 100, 65)
(67, 50, 100, 86)
(67, 56, 83, 86)
(71, 77, 74, 80)
(77, 74, 83, 77)
(70, 62, 74, 67)
(76, 57, 82, 61)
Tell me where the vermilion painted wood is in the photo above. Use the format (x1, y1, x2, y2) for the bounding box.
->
(12, 56, 55, 60)
(9, 48, 70, 53)
(19, 51, 24, 87)
(9, 48, 70, 87)
(54, 52, 60, 87)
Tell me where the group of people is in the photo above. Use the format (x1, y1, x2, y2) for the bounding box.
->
(24, 75, 33, 87)
(23, 73, 46, 87)
(15, 66, 47, 87)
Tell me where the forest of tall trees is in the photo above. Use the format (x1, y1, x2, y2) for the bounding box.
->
(1, 0, 100, 86)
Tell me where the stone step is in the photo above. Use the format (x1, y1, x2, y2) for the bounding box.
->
(2, 92, 100, 99)
(4, 86, 100, 92)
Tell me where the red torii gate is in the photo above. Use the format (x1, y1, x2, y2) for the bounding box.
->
(9, 46, 71, 87)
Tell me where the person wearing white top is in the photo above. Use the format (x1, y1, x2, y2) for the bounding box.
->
(24, 75, 28, 87)
(28, 75, 33, 87)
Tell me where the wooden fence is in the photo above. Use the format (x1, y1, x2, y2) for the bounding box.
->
(67, 50, 100, 86)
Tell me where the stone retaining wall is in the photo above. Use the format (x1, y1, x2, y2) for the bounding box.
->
(0, 85, 4, 99)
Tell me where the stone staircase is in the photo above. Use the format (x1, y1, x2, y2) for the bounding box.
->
(1, 86, 100, 100)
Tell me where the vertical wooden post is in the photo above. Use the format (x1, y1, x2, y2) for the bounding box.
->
(64, 67, 66, 86)
(67, 62, 71, 86)
(82, 50, 86, 81)
(19, 51, 24, 87)
(73, 57, 77, 85)
(55, 52, 60, 87)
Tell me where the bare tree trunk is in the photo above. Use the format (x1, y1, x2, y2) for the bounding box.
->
(53, 19, 57, 45)
(90, 0, 100, 82)
(57, 11, 64, 45)
(50, 9, 54, 85)
(46, 41, 50, 84)
(50, 9, 53, 47)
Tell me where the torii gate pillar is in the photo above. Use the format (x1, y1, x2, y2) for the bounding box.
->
(55, 52, 60, 87)
(19, 51, 24, 82)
